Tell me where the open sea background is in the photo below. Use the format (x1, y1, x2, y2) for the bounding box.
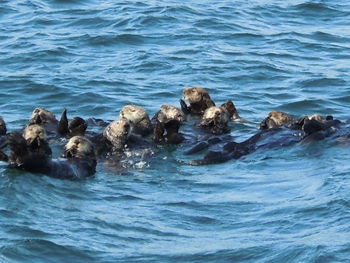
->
(0, 0, 350, 262)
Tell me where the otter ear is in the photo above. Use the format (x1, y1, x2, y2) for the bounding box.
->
(58, 108, 69, 135)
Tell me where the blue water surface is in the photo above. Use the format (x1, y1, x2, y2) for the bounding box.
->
(0, 0, 350, 262)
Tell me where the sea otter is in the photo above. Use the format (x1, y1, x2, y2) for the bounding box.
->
(29, 108, 87, 138)
(57, 109, 88, 137)
(4, 133, 96, 180)
(119, 105, 152, 137)
(259, 111, 294, 129)
(197, 106, 231, 135)
(180, 87, 215, 116)
(89, 118, 132, 157)
(180, 87, 250, 124)
(187, 114, 343, 165)
(103, 118, 132, 151)
(260, 111, 337, 131)
(152, 105, 185, 144)
(23, 124, 52, 156)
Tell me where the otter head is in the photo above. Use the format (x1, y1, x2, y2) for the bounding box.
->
(153, 105, 185, 144)
(308, 114, 326, 122)
(198, 106, 230, 134)
(23, 124, 47, 146)
(63, 136, 95, 159)
(183, 87, 214, 104)
(119, 105, 151, 136)
(103, 119, 131, 150)
(157, 105, 184, 124)
(30, 108, 57, 125)
(68, 117, 88, 136)
(202, 106, 230, 124)
(260, 111, 293, 129)
(0, 117, 6, 135)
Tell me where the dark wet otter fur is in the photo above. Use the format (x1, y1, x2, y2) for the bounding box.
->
(188, 116, 342, 165)
(5, 133, 96, 180)
(152, 105, 185, 144)
(0, 117, 6, 136)
(0, 117, 7, 150)
(57, 109, 88, 137)
(259, 111, 336, 131)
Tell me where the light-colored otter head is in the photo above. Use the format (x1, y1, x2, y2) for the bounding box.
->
(23, 124, 47, 142)
(268, 111, 293, 126)
(183, 87, 211, 104)
(202, 106, 230, 125)
(30, 108, 57, 124)
(0, 117, 6, 135)
(156, 105, 184, 124)
(308, 114, 325, 122)
(260, 111, 293, 129)
(198, 106, 230, 134)
(103, 119, 131, 150)
(64, 136, 95, 159)
(119, 105, 151, 135)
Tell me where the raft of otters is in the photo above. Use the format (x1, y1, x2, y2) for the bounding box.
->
(0, 87, 348, 180)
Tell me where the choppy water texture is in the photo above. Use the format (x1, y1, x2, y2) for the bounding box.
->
(1, 1, 350, 262)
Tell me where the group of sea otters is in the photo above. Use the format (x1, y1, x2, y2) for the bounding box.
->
(0, 87, 348, 180)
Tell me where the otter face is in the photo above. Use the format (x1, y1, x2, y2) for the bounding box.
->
(120, 105, 149, 124)
(198, 106, 230, 134)
(103, 119, 131, 149)
(64, 136, 94, 158)
(119, 105, 151, 135)
(202, 106, 230, 124)
(260, 111, 293, 129)
(30, 108, 56, 124)
(0, 118, 6, 135)
(157, 105, 184, 124)
(183, 87, 209, 104)
(308, 114, 325, 122)
(68, 117, 88, 135)
(23, 124, 47, 142)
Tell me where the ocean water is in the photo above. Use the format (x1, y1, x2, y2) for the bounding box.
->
(1, 0, 350, 262)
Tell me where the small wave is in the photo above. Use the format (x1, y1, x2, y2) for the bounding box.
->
(86, 34, 145, 46)
(298, 78, 347, 88)
(293, 2, 340, 13)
